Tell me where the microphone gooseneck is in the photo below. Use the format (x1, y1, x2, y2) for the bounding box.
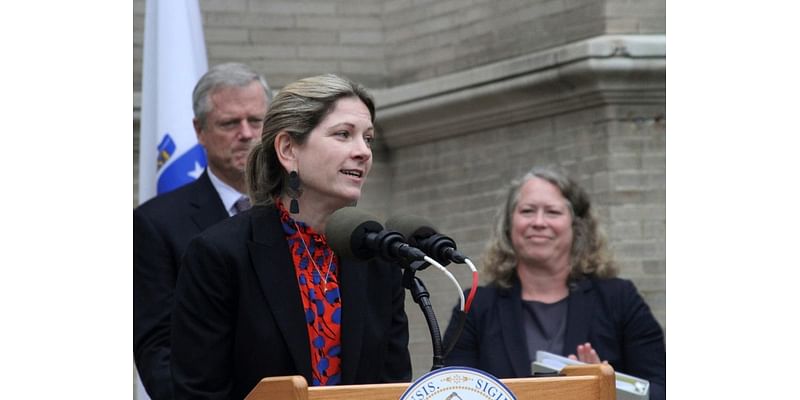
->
(405, 273, 444, 370)
(327, 209, 477, 371)
(326, 207, 447, 371)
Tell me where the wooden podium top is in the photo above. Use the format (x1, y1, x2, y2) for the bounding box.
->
(245, 364, 616, 400)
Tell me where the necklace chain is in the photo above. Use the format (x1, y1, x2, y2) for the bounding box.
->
(294, 221, 335, 293)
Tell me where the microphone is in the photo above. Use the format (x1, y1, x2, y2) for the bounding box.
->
(384, 215, 467, 265)
(325, 207, 427, 262)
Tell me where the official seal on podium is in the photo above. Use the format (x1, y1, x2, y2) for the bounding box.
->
(400, 366, 517, 400)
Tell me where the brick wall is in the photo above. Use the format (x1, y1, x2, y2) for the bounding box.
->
(134, 0, 388, 91)
(383, 0, 606, 84)
(133, 0, 665, 90)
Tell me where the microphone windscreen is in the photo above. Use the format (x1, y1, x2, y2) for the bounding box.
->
(385, 214, 437, 246)
(326, 207, 383, 260)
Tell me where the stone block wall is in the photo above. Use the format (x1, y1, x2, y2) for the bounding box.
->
(134, 0, 389, 91)
(134, 0, 664, 89)
(383, 0, 607, 84)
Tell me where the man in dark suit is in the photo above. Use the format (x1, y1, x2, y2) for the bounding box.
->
(134, 62, 271, 400)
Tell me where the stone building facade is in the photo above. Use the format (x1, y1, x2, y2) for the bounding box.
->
(134, 0, 665, 380)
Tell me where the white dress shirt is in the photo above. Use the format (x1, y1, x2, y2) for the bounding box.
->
(206, 168, 248, 216)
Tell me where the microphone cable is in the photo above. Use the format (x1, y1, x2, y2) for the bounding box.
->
(422, 255, 465, 312)
(441, 257, 479, 359)
(463, 258, 479, 313)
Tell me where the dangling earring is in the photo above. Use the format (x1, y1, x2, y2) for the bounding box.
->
(288, 170, 301, 214)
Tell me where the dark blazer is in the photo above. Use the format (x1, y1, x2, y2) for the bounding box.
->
(170, 205, 412, 400)
(134, 171, 229, 400)
(442, 277, 665, 400)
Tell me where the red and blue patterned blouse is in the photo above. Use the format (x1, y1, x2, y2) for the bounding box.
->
(277, 201, 342, 386)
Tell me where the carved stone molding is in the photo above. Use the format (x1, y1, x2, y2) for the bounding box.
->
(373, 35, 666, 149)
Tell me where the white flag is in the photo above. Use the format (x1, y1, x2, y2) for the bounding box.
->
(136, 1, 207, 398)
(138, 0, 208, 204)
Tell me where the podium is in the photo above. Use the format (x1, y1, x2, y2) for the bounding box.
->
(244, 364, 616, 400)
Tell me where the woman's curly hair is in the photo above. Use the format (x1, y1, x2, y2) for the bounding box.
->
(483, 166, 618, 287)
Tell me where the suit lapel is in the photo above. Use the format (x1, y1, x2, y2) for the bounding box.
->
(498, 281, 531, 377)
(247, 206, 313, 382)
(562, 279, 594, 355)
(189, 171, 229, 232)
(338, 257, 367, 383)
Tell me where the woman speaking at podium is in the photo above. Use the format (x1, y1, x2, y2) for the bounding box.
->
(442, 166, 665, 400)
(170, 75, 412, 399)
